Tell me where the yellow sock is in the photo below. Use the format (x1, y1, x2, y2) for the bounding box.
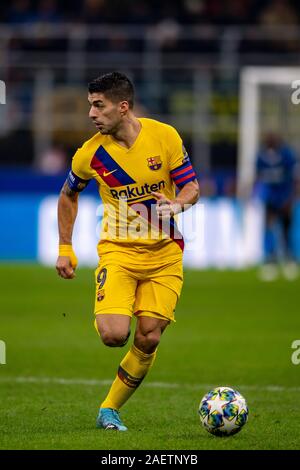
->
(101, 344, 156, 410)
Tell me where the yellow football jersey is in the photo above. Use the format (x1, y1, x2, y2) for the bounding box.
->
(67, 118, 196, 263)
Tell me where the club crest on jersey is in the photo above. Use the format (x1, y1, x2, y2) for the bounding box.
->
(147, 156, 162, 171)
(97, 288, 105, 301)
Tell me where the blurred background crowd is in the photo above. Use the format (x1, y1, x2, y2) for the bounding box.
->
(1, 0, 300, 269)
(2, 0, 300, 28)
(1, 1, 300, 185)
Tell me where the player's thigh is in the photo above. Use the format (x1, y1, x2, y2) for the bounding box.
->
(134, 276, 182, 323)
(95, 314, 131, 341)
(94, 263, 137, 335)
(135, 315, 170, 338)
(134, 315, 170, 352)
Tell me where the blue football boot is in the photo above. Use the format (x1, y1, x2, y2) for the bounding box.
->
(96, 408, 128, 431)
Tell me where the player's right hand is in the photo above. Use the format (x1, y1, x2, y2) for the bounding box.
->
(56, 245, 78, 279)
(56, 256, 76, 279)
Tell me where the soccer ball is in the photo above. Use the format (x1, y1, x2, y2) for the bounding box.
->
(198, 386, 248, 437)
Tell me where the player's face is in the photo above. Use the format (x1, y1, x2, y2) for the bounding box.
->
(88, 93, 127, 135)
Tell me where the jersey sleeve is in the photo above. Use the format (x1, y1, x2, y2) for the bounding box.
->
(66, 147, 93, 192)
(167, 126, 197, 189)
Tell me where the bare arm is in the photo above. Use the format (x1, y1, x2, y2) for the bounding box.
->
(172, 179, 200, 210)
(58, 181, 79, 244)
(152, 179, 200, 219)
(56, 181, 79, 279)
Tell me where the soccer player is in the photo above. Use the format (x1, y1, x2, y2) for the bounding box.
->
(56, 72, 200, 431)
(256, 132, 298, 281)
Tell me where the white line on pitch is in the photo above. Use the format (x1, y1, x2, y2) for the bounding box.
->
(0, 376, 299, 392)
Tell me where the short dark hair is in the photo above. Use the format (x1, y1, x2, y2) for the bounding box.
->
(88, 72, 134, 109)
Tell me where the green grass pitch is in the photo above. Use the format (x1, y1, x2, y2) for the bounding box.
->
(0, 264, 300, 450)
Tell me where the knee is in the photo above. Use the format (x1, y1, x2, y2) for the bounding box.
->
(134, 331, 161, 354)
(100, 330, 130, 348)
(95, 315, 131, 348)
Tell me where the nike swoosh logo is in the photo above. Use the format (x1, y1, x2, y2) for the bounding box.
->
(103, 169, 117, 177)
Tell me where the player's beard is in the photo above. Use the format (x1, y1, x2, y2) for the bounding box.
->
(97, 119, 121, 136)
(98, 121, 120, 135)
(98, 127, 109, 135)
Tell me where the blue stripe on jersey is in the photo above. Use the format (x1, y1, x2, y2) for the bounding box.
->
(130, 197, 184, 250)
(176, 175, 197, 189)
(172, 168, 195, 182)
(94, 145, 136, 186)
(170, 161, 192, 176)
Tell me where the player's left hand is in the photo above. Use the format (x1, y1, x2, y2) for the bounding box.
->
(151, 192, 181, 219)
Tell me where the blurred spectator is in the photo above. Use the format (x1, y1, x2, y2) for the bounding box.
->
(182, 0, 207, 23)
(80, 0, 110, 23)
(255, 133, 299, 280)
(7, 0, 36, 24)
(259, 0, 299, 26)
(222, 0, 254, 25)
(80, 0, 133, 24)
(34, 0, 62, 24)
(37, 146, 67, 175)
(7, 0, 64, 52)
(258, 0, 300, 51)
(154, 18, 181, 51)
(127, 2, 156, 25)
(203, 0, 255, 25)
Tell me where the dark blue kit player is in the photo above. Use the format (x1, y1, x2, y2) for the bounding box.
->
(256, 133, 298, 281)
